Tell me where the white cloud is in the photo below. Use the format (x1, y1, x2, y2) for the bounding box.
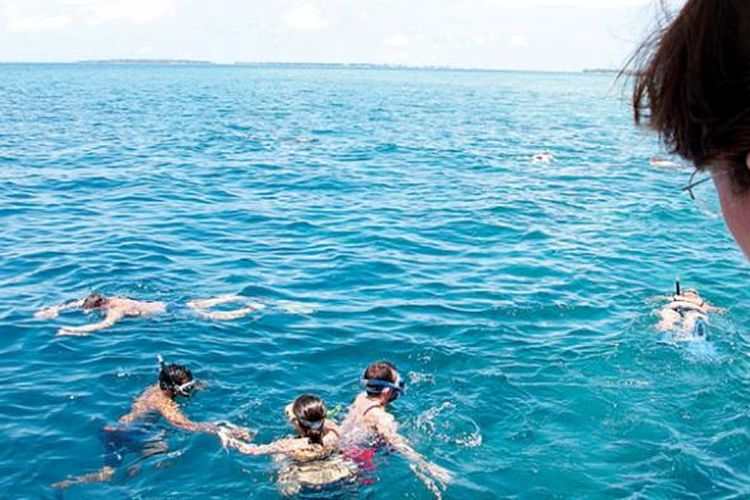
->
(1, 0, 175, 33)
(6, 13, 72, 32)
(384, 34, 410, 48)
(507, 35, 528, 48)
(88, 0, 176, 25)
(284, 3, 328, 31)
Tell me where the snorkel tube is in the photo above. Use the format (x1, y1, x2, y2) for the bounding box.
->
(675, 279, 681, 297)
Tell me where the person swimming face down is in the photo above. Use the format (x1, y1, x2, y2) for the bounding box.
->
(362, 361, 406, 405)
(158, 362, 196, 399)
(286, 395, 327, 445)
(82, 293, 108, 311)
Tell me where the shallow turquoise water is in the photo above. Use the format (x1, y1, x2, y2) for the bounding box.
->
(1, 64, 749, 498)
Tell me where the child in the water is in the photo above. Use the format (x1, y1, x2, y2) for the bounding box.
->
(52, 357, 251, 489)
(339, 361, 453, 498)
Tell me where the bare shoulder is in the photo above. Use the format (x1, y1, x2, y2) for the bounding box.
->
(119, 385, 160, 423)
(364, 405, 392, 427)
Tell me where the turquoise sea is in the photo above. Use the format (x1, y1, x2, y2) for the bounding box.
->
(1, 64, 749, 498)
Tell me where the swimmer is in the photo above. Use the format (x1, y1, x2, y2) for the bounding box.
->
(37, 293, 264, 335)
(339, 361, 453, 498)
(53, 356, 251, 489)
(220, 394, 340, 462)
(187, 294, 265, 321)
(656, 282, 725, 339)
(649, 156, 681, 168)
(532, 151, 555, 163)
(220, 395, 354, 494)
(36, 293, 166, 336)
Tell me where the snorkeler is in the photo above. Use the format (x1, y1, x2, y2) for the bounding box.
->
(656, 282, 725, 339)
(221, 394, 340, 461)
(36, 293, 266, 336)
(35, 293, 166, 336)
(53, 356, 251, 489)
(220, 395, 354, 495)
(339, 361, 453, 498)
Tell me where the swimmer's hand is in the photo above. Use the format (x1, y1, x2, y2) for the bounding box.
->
(35, 308, 59, 319)
(410, 463, 449, 500)
(218, 428, 255, 449)
(416, 460, 454, 486)
(214, 421, 254, 441)
(226, 426, 254, 441)
(218, 429, 241, 449)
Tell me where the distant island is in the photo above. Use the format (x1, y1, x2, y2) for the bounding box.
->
(0, 59, 596, 73)
(582, 68, 619, 74)
(78, 59, 215, 65)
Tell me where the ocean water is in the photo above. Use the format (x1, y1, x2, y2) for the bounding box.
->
(1, 64, 749, 498)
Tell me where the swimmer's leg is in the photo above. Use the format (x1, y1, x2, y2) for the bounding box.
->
(51, 466, 115, 489)
(187, 295, 244, 309)
(194, 306, 262, 321)
(188, 296, 265, 321)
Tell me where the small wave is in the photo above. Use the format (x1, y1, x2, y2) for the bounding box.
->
(416, 402, 483, 448)
(276, 300, 317, 315)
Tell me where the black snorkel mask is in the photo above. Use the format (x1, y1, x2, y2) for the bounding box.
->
(362, 373, 406, 401)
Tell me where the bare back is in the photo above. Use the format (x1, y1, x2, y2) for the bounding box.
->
(106, 298, 166, 317)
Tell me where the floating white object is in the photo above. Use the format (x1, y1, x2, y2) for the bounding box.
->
(532, 152, 555, 163)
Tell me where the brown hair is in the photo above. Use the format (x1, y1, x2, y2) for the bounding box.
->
(159, 363, 193, 396)
(629, 0, 750, 193)
(363, 361, 398, 385)
(83, 293, 107, 310)
(292, 395, 326, 445)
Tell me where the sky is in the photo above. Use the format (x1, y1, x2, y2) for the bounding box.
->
(0, 0, 678, 71)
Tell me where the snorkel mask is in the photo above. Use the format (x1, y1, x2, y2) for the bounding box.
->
(285, 402, 325, 433)
(362, 373, 406, 401)
(157, 355, 196, 398)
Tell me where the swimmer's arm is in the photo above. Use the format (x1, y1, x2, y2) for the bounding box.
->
(56, 310, 124, 336)
(222, 436, 304, 456)
(705, 304, 726, 314)
(375, 414, 453, 486)
(159, 402, 220, 435)
(35, 299, 84, 319)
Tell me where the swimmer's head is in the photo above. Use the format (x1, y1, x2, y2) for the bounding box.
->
(83, 293, 107, 311)
(362, 361, 405, 404)
(286, 394, 326, 445)
(158, 362, 195, 398)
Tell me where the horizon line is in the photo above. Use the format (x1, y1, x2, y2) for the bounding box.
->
(0, 58, 621, 74)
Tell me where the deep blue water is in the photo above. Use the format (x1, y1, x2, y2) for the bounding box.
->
(1, 64, 749, 498)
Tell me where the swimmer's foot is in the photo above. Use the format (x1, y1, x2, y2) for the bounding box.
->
(51, 466, 115, 489)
